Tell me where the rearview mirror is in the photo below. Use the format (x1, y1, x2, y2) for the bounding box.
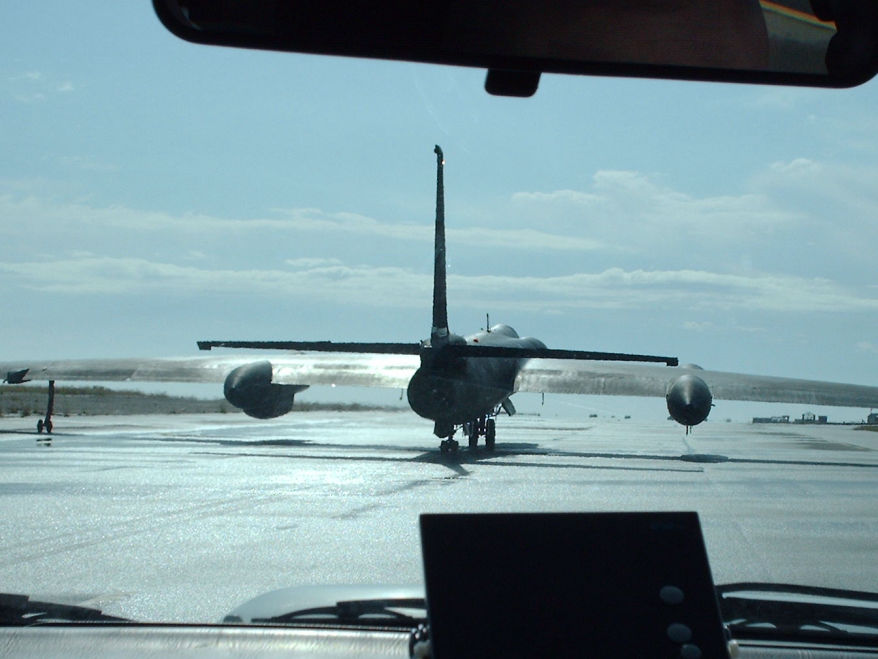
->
(153, 0, 878, 96)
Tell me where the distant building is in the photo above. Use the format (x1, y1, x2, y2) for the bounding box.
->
(793, 412, 827, 424)
(868, 412, 878, 425)
(752, 415, 790, 424)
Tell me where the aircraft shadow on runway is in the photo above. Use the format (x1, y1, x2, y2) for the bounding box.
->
(6, 426, 877, 475)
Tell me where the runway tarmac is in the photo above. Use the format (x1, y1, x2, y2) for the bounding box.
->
(1, 411, 877, 622)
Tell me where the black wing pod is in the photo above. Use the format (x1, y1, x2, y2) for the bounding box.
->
(666, 374, 713, 427)
(224, 361, 306, 418)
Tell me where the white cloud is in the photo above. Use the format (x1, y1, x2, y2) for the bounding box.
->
(450, 268, 878, 313)
(512, 189, 602, 206)
(0, 257, 429, 305)
(12, 91, 46, 103)
(511, 169, 798, 252)
(682, 321, 714, 332)
(10, 71, 42, 82)
(509, 162, 878, 283)
(6, 71, 72, 103)
(2, 257, 875, 316)
(769, 158, 820, 176)
(752, 159, 878, 259)
(0, 193, 603, 253)
(286, 257, 343, 268)
(4, 169, 878, 321)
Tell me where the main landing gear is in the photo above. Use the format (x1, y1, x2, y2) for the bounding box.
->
(438, 423, 494, 454)
(36, 380, 55, 434)
(463, 415, 496, 451)
(437, 410, 500, 454)
(439, 415, 497, 453)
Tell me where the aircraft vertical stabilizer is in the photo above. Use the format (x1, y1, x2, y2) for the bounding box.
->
(431, 145, 450, 347)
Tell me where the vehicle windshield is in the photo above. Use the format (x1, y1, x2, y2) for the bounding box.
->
(2, 2, 877, 628)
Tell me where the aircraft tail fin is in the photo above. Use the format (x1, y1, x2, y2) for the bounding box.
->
(197, 145, 681, 366)
(431, 145, 449, 347)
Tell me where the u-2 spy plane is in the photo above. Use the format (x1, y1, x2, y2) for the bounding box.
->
(4, 146, 878, 452)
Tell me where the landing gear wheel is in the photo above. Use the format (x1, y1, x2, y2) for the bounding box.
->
(440, 438, 460, 454)
(467, 424, 478, 449)
(37, 419, 44, 433)
(485, 419, 496, 450)
(44, 419, 53, 434)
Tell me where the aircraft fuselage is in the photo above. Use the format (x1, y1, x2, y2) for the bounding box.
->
(407, 324, 545, 436)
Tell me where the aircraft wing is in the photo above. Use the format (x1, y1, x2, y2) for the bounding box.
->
(267, 353, 418, 388)
(6, 354, 876, 408)
(515, 360, 878, 408)
(0, 353, 419, 389)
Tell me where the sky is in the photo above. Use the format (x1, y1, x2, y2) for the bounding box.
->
(2, 3, 878, 421)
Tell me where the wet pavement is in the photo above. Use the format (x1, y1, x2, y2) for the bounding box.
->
(1, 411, 876, 622)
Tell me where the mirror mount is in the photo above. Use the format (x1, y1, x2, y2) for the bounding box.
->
(485, 70, 541, 97)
